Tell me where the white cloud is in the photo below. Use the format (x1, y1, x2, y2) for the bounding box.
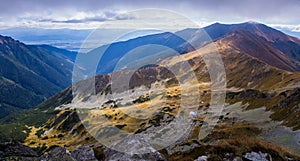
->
(0, 10, 134, 29)
(269, 24, 300, 32)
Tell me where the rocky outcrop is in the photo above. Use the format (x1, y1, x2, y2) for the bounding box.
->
(71, 146, 97, 161)
(104, 135, 166, 161)
(40, 146, 97, 161)
(40, 147, 74, 161)
(243, 151, 271, 161)
(194, 155, 208, 161)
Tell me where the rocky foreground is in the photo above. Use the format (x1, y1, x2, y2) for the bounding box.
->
(1, 141, 299, 161)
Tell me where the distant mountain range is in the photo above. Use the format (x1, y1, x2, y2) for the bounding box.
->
(81, 22, 300, 76)
(31, 22, 300, 113)
(0, 28, 92, 52)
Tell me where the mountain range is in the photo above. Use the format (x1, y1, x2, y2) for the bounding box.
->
(1, 22, 300, 160)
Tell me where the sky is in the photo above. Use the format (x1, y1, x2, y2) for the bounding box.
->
(0, 0, 299, 30)
(0, 0, 299, 52)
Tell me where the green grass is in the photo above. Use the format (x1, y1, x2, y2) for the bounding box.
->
(0, 108, 57, 143)
(0, 123, 30, 143)
(0, 108, 57, 126)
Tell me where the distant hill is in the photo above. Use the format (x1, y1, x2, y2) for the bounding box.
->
(0, 28, 92, 52)
(88, 32, 193, 74)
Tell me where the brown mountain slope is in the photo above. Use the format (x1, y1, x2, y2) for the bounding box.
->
(179, 22, 300, 70)
(206, 22, 300, 62)
(219, 30, 300, 72)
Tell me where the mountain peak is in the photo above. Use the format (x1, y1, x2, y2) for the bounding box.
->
(243, 21, 261, 25)
(209, 21, 262, 27)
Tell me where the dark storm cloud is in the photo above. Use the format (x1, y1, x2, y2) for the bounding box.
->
(0, 0, 299, 25)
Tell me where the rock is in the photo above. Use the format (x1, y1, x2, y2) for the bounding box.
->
(71, 146, 97, 161)
(40, 147, 74, 161)
(40, 146, 98, 161)
(285, 156, 299, 161)
(233, 157, 243, 161)
(243, 151, 271, 161)
(104, 135, 166, 161)
(0, 143, 98, 161)
(221, 153, 244, 161)
(194, 155, 208, 161)
(189, 111, 197, 118)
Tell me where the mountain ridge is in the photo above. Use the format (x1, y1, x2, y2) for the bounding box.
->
(178, 22, 300, 63)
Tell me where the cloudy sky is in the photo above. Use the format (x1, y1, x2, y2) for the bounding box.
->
(0, 0, 299, 31)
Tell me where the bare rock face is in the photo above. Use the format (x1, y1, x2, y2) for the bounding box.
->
(104, 135, 166, 161)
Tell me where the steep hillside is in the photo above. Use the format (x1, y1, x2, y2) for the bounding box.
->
(219, 30, 300, 72)
(0, 35, 75, 118)
(33, 44, 78, 62)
